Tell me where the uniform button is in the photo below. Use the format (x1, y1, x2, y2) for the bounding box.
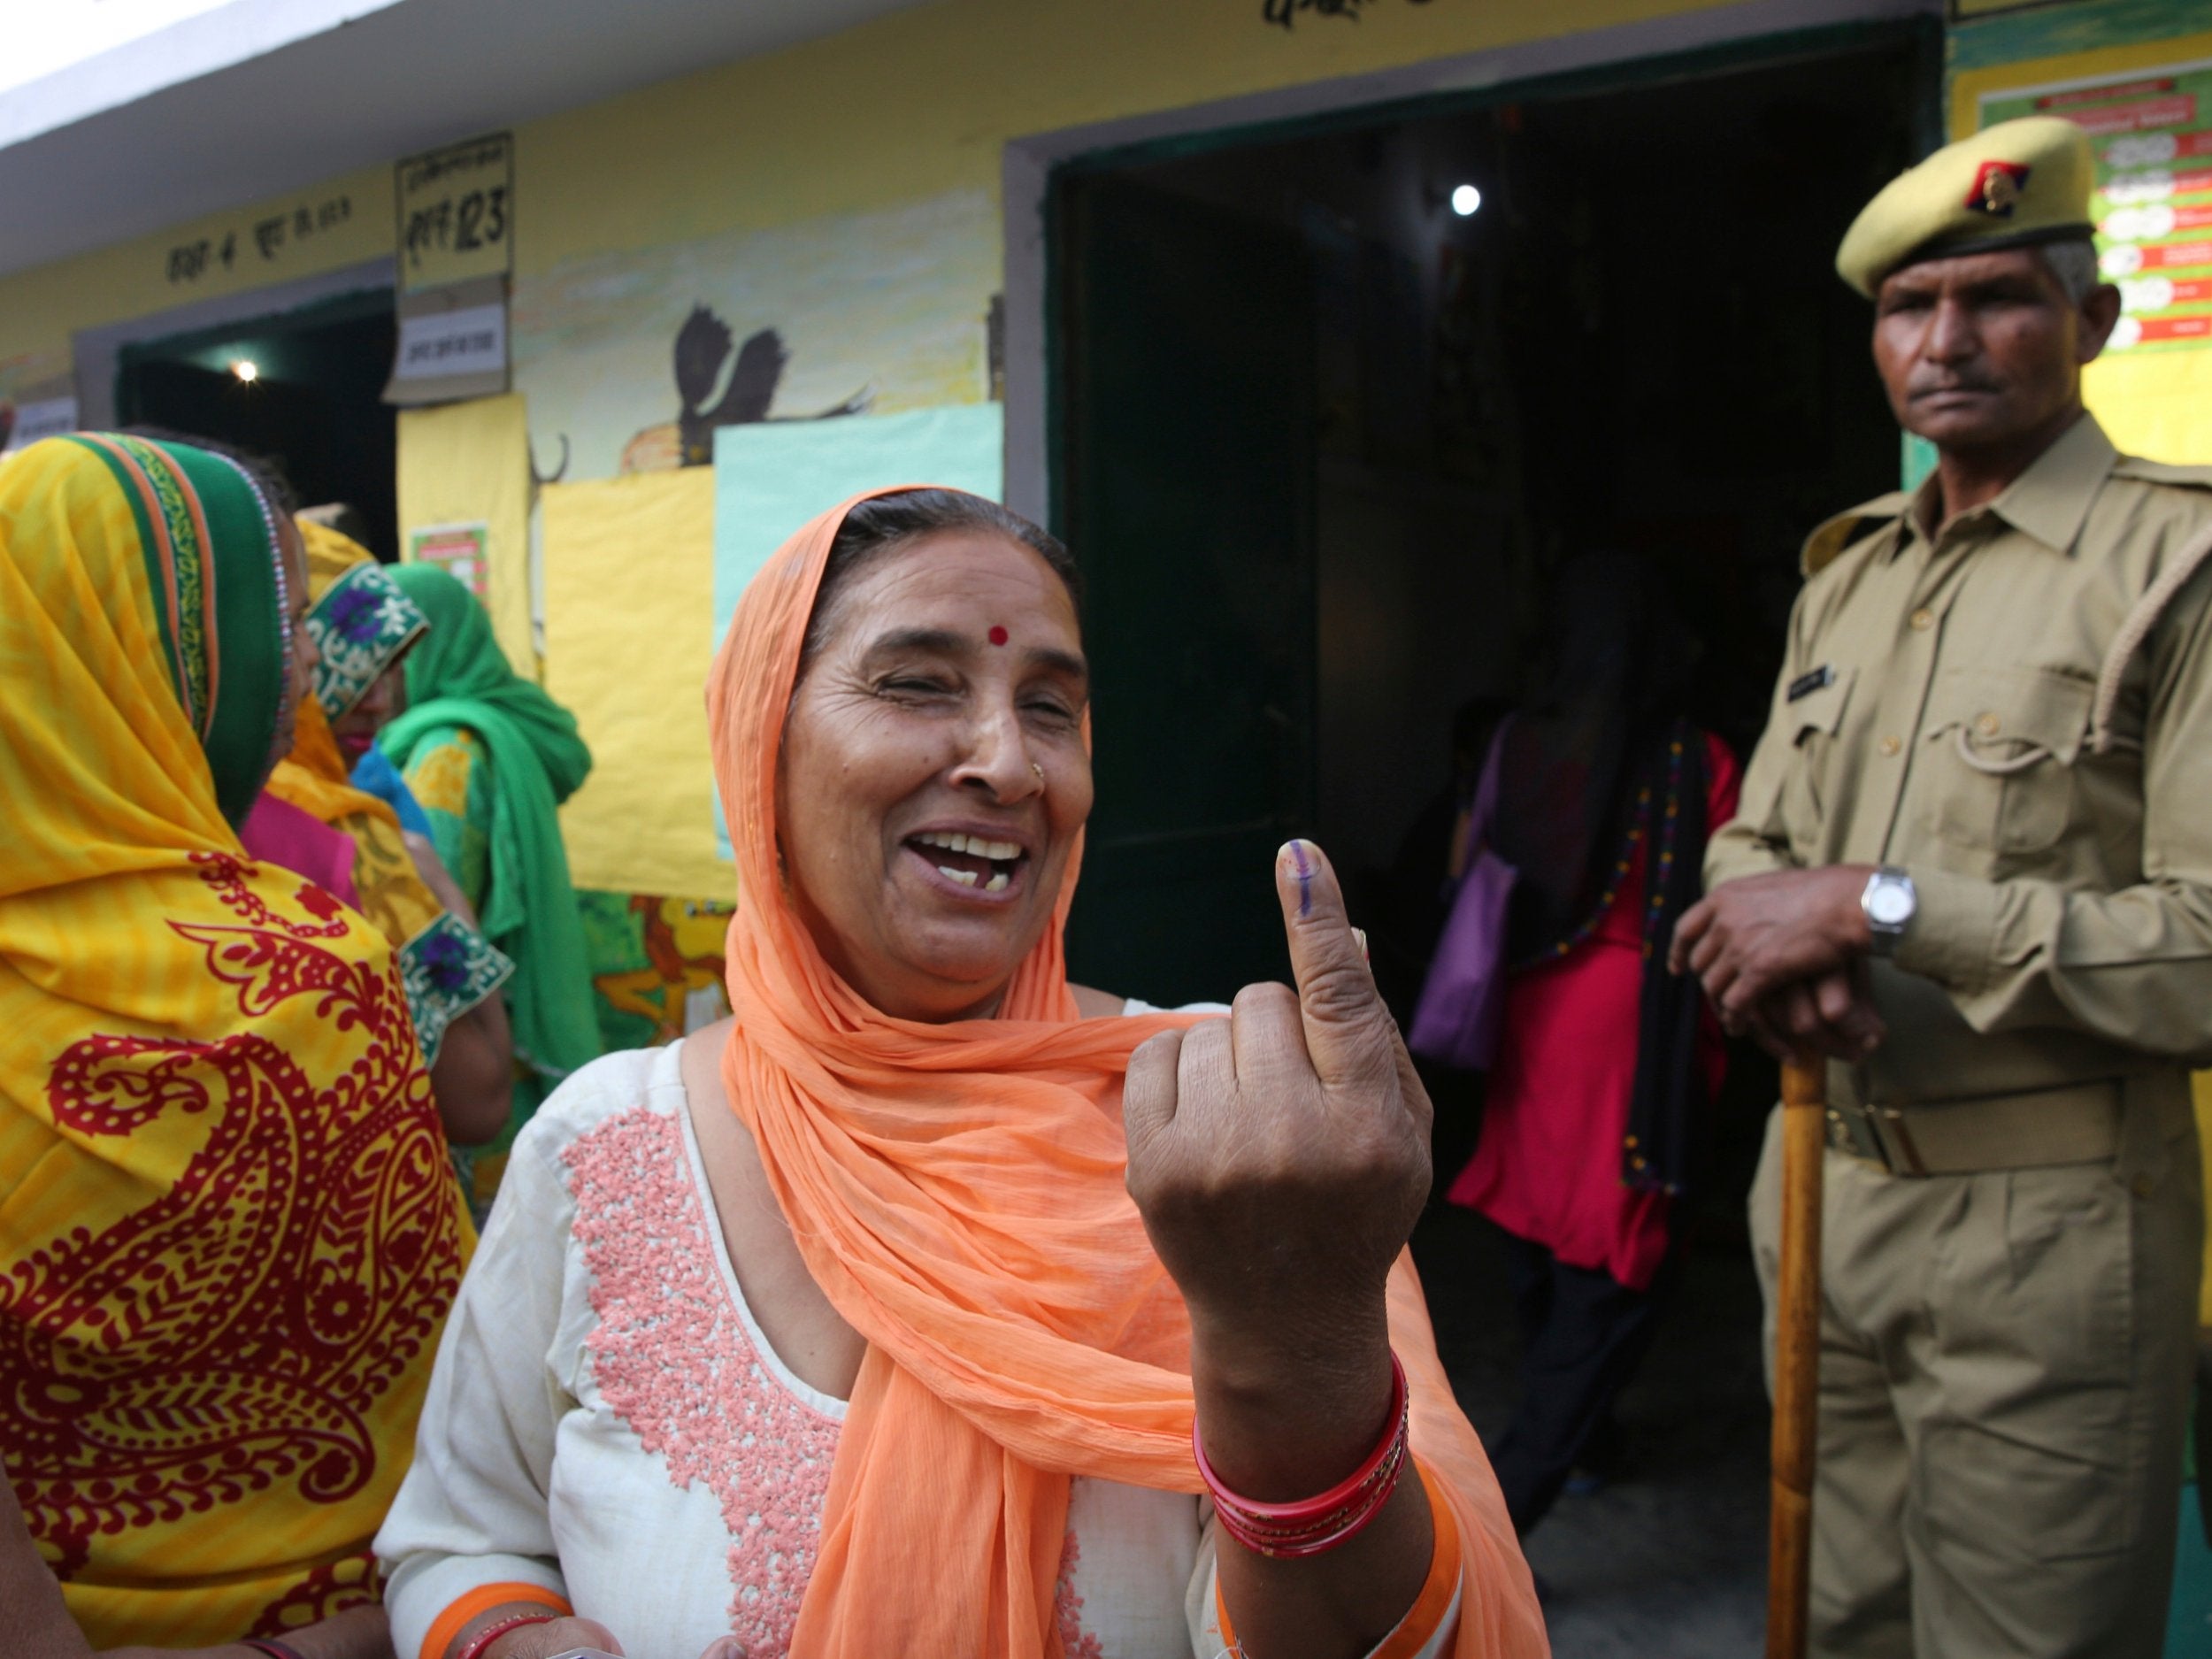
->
(1910, 608, 1934, 631)
(1878, 734, 1902, 757)
(1976, 712, 2001, 738)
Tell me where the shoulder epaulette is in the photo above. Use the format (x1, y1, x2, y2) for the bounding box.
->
(2110, 457, 2212, 491)
(1801, 492, 1912, 578)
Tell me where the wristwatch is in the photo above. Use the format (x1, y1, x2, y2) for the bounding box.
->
(1861, 865, 1916, 957)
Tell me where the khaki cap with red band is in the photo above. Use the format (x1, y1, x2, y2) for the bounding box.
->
(1836, 115, 2096, 297)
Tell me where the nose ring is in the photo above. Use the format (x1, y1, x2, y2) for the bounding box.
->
(1031, 762, 1045, 784)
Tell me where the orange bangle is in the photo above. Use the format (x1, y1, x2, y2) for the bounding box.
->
(420, 1584, 572, 1659)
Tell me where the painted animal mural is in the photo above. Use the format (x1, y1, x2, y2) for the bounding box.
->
(618, 307, 872, 474)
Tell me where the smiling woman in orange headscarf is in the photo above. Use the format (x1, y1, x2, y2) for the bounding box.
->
(0, 434, 471, 1646)
(377, 488, 1545, 1659)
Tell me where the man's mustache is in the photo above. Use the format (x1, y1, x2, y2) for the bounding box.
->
(1908, 374, 2003, 396)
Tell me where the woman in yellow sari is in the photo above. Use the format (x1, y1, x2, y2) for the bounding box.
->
(0, 434, 472, 1645)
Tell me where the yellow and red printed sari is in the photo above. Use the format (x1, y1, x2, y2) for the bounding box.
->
(0, 434, 471, 1643)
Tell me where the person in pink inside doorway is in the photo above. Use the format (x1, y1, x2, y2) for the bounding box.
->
(1443, 552, 1741, 1539)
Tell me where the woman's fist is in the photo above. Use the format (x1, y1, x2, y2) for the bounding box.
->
(1123, 841, 1432, 1357)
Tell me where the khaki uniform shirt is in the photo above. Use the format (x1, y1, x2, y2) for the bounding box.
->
(1708, 413, 2212, 1118)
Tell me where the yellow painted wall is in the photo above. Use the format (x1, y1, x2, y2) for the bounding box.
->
(0, 0, 1732, 383)
(0, 165, 388, 392)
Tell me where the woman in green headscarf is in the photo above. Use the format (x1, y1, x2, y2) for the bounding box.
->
(377, 565, 599, 1200)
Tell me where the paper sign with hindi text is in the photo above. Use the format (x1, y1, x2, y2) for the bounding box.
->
(396, 134, 513, 294)
(410, 521, 490, 602)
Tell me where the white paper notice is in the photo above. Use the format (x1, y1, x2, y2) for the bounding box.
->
(394, 303, 506, 380)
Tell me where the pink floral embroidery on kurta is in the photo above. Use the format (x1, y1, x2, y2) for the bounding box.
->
(1055, 1531, 1106, 1659)
(566, 1106, 841, 1656)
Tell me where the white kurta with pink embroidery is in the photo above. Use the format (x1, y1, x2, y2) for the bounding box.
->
(377, 1031, 1458, 1659)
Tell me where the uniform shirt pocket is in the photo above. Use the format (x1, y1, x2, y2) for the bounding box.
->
(1780, 665, 1855, 848)
(1919, 665, 2092, 856)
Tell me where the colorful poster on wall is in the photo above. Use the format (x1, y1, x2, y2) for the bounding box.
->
(1960, 27, 2212, 464)
(579, 890, 734, 1054)
(409, 520, 490, 600)
(1979, 56, 2212, 356)
(510, 188, 999, 484)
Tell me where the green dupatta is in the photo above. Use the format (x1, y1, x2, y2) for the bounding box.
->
(378, 564, 599, 1132)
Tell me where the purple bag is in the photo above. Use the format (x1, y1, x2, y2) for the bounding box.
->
(1407, 723, 1517, 1071)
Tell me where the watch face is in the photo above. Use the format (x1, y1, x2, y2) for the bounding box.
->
(1869, 884, 1913, 926)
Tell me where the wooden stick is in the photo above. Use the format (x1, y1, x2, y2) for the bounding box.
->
(1767, 1056, 1826, 1659)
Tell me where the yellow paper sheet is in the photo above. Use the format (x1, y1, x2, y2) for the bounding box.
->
(541, 469, 733, 899)
(396, 393, 534, 672)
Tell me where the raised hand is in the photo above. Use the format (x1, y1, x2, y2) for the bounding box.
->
(1124, 839, 1432, 1421)
(1125, 841, 1438, 1655)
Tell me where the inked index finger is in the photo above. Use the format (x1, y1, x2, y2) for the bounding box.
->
(1273, 839, 1390, 1083)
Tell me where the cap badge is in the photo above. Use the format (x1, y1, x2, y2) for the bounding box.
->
(1968, 159, 2030, 218)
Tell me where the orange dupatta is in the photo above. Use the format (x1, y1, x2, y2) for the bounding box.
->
(706, 492, 1545, 1658)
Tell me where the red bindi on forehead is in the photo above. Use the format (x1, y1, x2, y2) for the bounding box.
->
(987, 626, 1009, 647)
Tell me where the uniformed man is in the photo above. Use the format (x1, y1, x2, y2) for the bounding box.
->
(1670, 115, 2212, 1656)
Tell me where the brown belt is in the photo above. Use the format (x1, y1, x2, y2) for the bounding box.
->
(1824, 1080, 2123, 1177)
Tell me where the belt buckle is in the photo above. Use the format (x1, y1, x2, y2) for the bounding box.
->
(1874, 1108, 1928, 1177)
(1826, 1105, 1883, 1167)
(1827, 1104, 1926, 1176)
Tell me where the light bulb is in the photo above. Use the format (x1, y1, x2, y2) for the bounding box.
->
(1450, 184, 1482, 217)
(232, 360, 258, 383)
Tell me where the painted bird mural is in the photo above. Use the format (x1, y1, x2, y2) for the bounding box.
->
(620, 305, 872, 473)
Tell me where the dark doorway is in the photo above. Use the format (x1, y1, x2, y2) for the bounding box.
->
(115, 288, 400, 558)
(1052, 21, 1935, 1015)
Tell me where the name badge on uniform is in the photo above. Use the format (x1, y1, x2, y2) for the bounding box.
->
(1788, 664, 1836, 703)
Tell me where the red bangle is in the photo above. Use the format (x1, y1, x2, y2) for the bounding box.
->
(454, 1612, 557, 1659)
(242, 1643, 307, 1659)
(1194, 1352, 1410, 1558)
